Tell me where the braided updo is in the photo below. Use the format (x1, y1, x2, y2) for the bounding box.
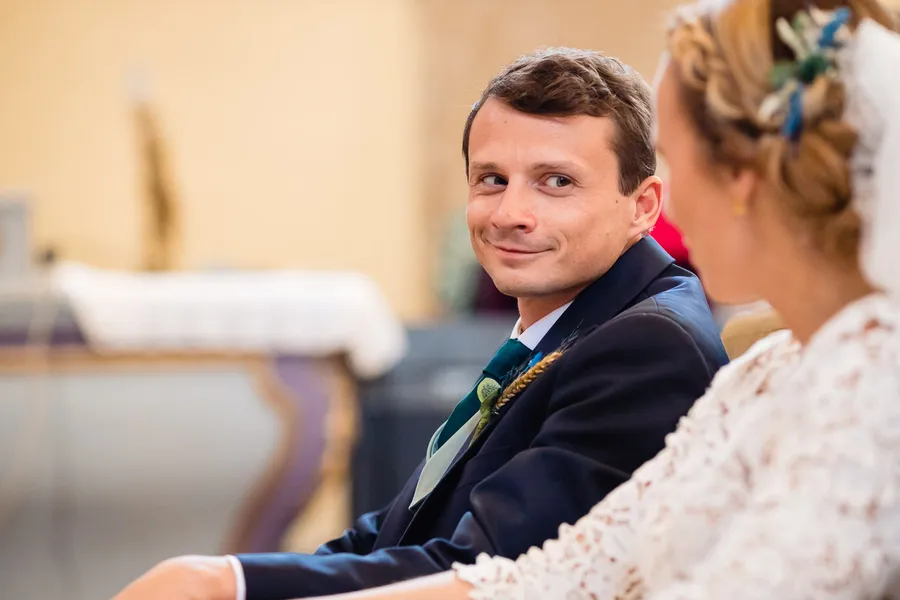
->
(667, 0, 896, 262)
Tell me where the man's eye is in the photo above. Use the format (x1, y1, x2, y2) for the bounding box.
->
(481, 175, 508, 186)
(545, 175, 573, 188)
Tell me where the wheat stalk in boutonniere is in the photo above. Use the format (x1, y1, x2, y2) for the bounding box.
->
(471, 350, 565, 440)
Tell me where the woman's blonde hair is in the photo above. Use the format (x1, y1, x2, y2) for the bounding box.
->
(667, 0, 897, 261)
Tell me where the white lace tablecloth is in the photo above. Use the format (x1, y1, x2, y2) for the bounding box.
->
(50, 263, 407, 378)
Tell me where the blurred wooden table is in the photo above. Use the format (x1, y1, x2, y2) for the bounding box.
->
(0, 290, 358, 599)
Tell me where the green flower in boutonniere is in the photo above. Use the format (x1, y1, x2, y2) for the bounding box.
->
(473, 376, 502, 438)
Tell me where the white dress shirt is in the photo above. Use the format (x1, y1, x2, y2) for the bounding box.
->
(226, 301, 573, 600)
(511, 301, 572, 351)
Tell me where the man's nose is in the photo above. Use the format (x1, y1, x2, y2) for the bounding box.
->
(491, 179, 537, 233)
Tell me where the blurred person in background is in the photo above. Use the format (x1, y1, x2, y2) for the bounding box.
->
(114, 48, 726, 600)
(246, 0, 900, 598)
(651, 211, 694, 273)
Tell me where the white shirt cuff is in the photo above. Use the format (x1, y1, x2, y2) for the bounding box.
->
(225, 555, 247, 600)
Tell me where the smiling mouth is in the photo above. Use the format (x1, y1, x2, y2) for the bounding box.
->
(489, 243, 547, 256)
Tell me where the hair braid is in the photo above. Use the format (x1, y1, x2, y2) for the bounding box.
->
(666, 0, 898, 262)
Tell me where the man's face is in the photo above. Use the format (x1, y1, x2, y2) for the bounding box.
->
(467, 98, 641, 303)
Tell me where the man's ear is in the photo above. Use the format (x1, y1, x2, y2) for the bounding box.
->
(631, 175, 663, 236)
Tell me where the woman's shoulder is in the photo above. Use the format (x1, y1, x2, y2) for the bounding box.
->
(799, 293, 900, 409)
(669, 328, 799, 429)
(714, 294, 900, 391)
(801, 294, 900, 378)
(809, 293, 900, 350)
(776, 296, 900, 500)
(708, 327, 799, 393)
(669, 295, 900, 436)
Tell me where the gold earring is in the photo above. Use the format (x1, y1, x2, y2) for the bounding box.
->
(732, 201, 748, 217)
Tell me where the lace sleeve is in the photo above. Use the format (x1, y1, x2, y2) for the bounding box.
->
(453, 473, 643, 600)
(649, 360, 900, 600)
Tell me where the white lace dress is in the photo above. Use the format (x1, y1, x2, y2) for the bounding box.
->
(455, 293, 900, 600)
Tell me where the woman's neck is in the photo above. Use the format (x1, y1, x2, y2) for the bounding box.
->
(762, 256, 875, 346)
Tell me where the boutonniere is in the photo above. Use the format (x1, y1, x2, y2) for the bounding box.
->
(471, 350, 565, 441)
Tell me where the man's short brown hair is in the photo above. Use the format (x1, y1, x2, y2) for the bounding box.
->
(462, 47, 656, 195)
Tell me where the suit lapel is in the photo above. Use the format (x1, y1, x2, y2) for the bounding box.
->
(401, 238, 675, 538)
(533, 237, 674, 357)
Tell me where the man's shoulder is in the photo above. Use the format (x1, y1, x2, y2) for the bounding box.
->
(569, 268, 725, 366)
(619, 272, 712, 335)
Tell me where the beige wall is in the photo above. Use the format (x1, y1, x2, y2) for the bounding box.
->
(0, 0, 429, 318)
(0, 0, 686, 320)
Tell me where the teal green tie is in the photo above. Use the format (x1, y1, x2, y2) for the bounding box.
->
(432, 338, 531, 452)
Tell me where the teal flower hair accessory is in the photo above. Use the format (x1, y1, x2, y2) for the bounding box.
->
(758, 7, 852, 142)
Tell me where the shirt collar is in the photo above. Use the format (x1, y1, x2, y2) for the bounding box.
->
(510, 301, 573, 350)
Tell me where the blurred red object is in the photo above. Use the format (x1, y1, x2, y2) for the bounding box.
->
(651, 212, 691, 268)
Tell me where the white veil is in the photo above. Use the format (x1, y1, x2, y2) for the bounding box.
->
(842, 19, 900, 296)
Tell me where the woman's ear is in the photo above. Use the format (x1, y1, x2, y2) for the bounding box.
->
(728, 166, 758, 217)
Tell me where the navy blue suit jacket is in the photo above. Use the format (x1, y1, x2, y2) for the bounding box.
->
(237, 238, 728, 599)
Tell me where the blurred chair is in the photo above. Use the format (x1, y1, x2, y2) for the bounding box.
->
(720, 307, 785, 359)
